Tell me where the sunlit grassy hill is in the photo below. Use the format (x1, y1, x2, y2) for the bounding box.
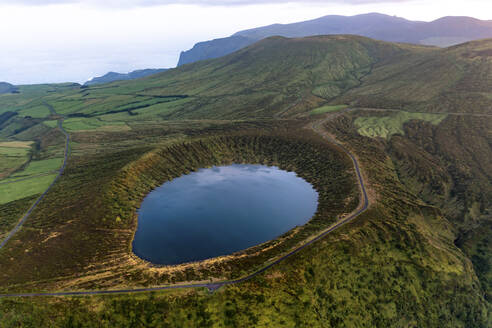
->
(338, 38, 492, 113)
(82, 35, 492, 118)
(79, 35, 423, 120)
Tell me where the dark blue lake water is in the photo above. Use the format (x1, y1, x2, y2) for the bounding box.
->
(132, 164, 318, 265)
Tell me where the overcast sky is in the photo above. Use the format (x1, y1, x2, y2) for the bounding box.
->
(1, 0, 491, 85)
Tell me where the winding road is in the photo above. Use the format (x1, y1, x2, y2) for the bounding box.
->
(0, 116, 369, 298)
(0, 117, 70, 250)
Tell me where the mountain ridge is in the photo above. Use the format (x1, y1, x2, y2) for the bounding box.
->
(84, 68, 167, 86)
(0, 82, 18, 94)
(178, 13, 492, 66)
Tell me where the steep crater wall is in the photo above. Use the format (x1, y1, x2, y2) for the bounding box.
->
(0, 132, 360, 290)
(106, 133, 359, 279)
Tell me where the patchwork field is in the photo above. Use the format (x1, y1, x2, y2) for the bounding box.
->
(310, 104, 348, 115)
(62, 118, 130, 132)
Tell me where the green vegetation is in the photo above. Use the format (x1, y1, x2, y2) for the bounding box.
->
(0, 119, 489, 327)
(0, 202, 488, 327)
(0, 83, 79, 116)
(11, 158, 62, 178)
(0, 35, 434, 123)
(0, 195, 38, 239)
(310, 104, 348, 115)
(0, 36, 490, 327)
(339, 39, 492, 114)
(1, 36, 491, 127)
(17, 105, 51, 118)
(0, 142, 33, 179)
(386, 115, 492, 301)
(0, 129, 357, 292)
(62, 117, 129, 132)
(0, 173, 57, 204)
(355, 111, 447, 138)
(42, 120, 58, 128)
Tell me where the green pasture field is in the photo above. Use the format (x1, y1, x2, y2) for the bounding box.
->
(43, 120, 58, 128)
(355, 111, 447, 139)
(0, 142, 33, 179)
(11, 157, 63, 178)
(0, 173, 57, 204)
(62, 117, 129, 132)
(310, 104, 348, 115)
(17, 105, 51, 118)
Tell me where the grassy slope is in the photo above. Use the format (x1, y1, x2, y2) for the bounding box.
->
(1, 207, 488, 327)
(386, 115, 492, 301)
(0, 84, 79, 116)
(0, 174, 57, 204)
(11, 158, 62, 178)
(0, 142, 32, 179)
(0, 195, 38, 240)
(85, 35, 425, 119)
(310, 104, 348, 115)
(337, 39, 492, 113)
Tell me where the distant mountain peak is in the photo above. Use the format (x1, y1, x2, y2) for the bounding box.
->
(84, 68, 167, 86)
(0, 82, 18, 94)
(178, 13, 492, 67)
(433, 16, 483, 22)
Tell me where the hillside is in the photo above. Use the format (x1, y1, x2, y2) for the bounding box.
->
(178, 13, 492, 66)
(76, 35, 430, 120)
(84, 68, 167, 86)
(81, 36, 492, 120)
(337, 38, 492, 113)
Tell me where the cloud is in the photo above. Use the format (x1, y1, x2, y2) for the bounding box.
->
(0, 0, 415, 7)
